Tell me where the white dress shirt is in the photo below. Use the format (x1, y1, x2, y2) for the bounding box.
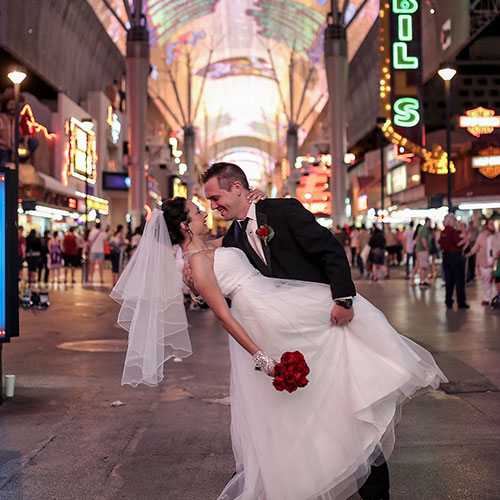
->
(238, 202, 267, 265)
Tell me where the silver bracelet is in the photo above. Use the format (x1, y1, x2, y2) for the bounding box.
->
(252, 351, 275, 375)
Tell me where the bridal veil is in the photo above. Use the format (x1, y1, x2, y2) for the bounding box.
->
(110, 209, 192, 387)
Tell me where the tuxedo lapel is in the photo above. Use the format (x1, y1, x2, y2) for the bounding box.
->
(235, 221, 269, 276)
(256, 209, 272, 274)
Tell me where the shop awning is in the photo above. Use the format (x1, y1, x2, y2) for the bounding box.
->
(38, 172, 77, 198)
(19, 164, 43, 187)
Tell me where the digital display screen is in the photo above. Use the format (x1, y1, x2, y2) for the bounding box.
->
(0, 173, 5, 339)
(103, 172, 130, 190)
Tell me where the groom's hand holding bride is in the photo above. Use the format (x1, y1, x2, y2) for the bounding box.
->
(331, 304, 354, 326)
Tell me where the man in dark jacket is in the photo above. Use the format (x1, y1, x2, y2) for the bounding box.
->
(202, 162, 356, 326)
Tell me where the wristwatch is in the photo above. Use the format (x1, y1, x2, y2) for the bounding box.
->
(334, 298, 353, 309)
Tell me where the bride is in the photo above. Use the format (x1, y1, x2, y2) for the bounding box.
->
(112, 198, 447, 500)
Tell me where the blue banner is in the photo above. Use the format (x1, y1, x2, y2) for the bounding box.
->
(0, 173, 5, 339)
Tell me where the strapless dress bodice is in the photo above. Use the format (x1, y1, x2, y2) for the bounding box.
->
(213, 247, 261, 299)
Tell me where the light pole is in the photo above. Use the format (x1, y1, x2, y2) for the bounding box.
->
(7, 65, 27, 187)
(376, 117, 386, 232)
(437, 64, 457, 212)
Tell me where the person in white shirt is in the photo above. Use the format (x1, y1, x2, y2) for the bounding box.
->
(88, 222, 107, 284)
(466, 219, 500, 305)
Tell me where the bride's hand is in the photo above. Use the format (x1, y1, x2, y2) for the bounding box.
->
(247, 188, 267, 203)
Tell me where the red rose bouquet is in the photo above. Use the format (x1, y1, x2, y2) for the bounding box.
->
(272, 351, 310, 393)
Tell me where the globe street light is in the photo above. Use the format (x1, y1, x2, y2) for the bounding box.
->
(438, 63, 457, 211)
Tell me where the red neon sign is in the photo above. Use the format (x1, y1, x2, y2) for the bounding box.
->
(394, 144, 414, 163)
(20, 104, 56, 140)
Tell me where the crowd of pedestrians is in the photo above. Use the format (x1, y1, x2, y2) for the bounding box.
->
(339, 216, 500, 309)
(17, 223, 142, 287)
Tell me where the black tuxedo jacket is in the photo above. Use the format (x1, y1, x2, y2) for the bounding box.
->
(222, 198, 356, 299)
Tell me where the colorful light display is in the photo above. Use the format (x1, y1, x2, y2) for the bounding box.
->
(247, 0, 324, 53)
(89, 0, 378, 175)
(381, 120, 455, 174)
(149, 0, 219, 45)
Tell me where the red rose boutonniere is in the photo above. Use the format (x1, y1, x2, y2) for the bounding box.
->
(256, 224, 275, 246)
(272, 351, 310, 393)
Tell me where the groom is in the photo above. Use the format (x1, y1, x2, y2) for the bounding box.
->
(202, 162, 356, 325)
(199, 162, 390, 500)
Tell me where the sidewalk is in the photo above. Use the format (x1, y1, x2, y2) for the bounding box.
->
(1, 274, 499, 499)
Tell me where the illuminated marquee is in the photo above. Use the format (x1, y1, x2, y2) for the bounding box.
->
(65, 117, 98, 185)
(459, 107, 500, 138)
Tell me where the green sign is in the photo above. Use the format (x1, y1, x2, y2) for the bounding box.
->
(391, 0, 421, 130)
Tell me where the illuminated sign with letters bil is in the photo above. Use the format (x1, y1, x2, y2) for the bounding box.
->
(390, 0, 422, 132)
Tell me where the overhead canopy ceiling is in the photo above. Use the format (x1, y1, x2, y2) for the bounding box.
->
(89, 0, 379, 183)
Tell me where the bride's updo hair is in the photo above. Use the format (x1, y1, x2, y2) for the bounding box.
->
(162, 197, 190, 245)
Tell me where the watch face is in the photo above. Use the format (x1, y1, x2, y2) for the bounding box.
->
(336, 299, 353, 309)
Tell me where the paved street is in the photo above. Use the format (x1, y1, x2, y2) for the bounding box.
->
(1, 270, 499, 500)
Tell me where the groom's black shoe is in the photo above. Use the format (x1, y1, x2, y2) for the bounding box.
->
(358, 460, 390, 500)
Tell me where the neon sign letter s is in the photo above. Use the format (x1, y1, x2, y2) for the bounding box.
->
(392, 0, 418, 14)
(393, 98, 420, 127)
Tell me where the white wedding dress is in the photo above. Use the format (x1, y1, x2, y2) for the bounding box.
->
(212, 247, 447, 500)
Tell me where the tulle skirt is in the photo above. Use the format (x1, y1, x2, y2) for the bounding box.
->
(217, 277, 447, 500)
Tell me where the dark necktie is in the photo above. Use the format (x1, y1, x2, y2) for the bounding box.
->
(239, 217, 250, 232)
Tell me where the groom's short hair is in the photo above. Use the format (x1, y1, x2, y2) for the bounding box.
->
(201, 162, 250, 191)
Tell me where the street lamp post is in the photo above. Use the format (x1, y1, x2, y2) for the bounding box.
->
(437, 65, 457, 212)
(376, 117, 386, 232)
(7, 66, 27, 191)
